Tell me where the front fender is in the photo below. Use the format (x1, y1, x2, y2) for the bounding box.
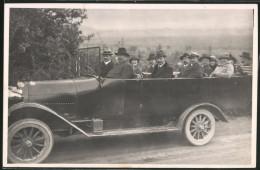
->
(8, 102, 91, 137)
(176, 103, 228, 131)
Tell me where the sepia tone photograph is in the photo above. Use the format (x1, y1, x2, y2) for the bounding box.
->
(3, 3, 257, 168)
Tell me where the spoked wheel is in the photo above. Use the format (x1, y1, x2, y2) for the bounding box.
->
(184, 109, 215, 146)
(8, 119, 53, 163)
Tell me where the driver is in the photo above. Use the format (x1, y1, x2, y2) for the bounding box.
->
(106, 47, 133, 79)
(100, 49, 114, 78)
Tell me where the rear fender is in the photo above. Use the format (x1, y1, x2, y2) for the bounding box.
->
(176, 103, 228, 131)
(8, 102, 91, 137)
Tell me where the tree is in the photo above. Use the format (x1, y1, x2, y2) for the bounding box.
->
(9, 8, 87, 85)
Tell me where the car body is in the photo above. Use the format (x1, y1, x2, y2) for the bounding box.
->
(8, 75, 252, 163)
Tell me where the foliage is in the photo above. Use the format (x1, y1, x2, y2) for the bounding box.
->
(9, 8, 87, 85)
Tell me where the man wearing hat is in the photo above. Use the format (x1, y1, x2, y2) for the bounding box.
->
(209, 55, 218, 71)
(106, 47, 133, 79)
(180, 51, 203, 78)
(146, 53, 157, 73)
(151, 50, 173, 78)
(100, 49, 114, 78)
(238, 52, 252, 75)
(178, 52, 190, 74)
(210, 53, 234, 78)
(199, 54, 213, 77)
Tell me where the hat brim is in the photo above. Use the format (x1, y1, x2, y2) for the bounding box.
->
(219, 57, 229, 60)
(240, 55, 251, 60)
(180, 55, 188, 60)
(115, 53, 129, 57)
(188, 55, 199, 58)
(147, 58, 156, 61)
(199, 56, 211, 61)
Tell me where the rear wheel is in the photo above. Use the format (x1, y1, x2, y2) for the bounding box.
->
(184, 109, 215, 146)
(8, 119, 53, 163)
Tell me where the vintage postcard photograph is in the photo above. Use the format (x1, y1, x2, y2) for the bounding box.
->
(3, 3, 258, 168)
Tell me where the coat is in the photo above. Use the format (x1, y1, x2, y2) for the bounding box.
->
(106, 60, 133, 79)
(100, 61, 114, 78)
(181, 63, 203, 78)
(151, 62, 173, 78)
(202, 64, 213, 77)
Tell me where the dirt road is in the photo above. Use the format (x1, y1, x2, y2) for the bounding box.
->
(44, 116, 252, 165)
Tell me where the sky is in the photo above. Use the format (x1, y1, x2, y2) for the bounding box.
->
(80, 9, 253, 32)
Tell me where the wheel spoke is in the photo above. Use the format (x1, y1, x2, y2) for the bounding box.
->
(202, 116, 207, 122)
(197, 131, 200, 139)
(32, 130, 40, 138)
(190, 128, 196, 133)
(29, 148, 34, 159)
(12, 143, 23, 150)
(203, 130, 208, 134)
(12, 139, 23, 143)
(33, 136, 45, 142)
(34, 143, 45, 147)
(195, 116, 199, 122)
(23, 129, 28, 137)
(204, 120, 209, 125)
(199, 114, 202, 121)
(191, 120, 196, 125)
(192, 131, 197, 137)
(32, 146, 40, 154)
(15, 147, 23, 155)
(14, 132, 23, 138)
(201, 132, 204, 139)
(22, 148, 28, 159)
(29, 128, 34, 138)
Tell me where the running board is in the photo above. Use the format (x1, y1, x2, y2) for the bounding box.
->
(88, 126, 180, 137)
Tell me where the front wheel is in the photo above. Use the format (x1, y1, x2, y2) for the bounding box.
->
(184, 109, 215, 146)
(8, 119, 54, 163)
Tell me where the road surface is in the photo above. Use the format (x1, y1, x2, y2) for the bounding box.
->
(44, 116, 252, 165)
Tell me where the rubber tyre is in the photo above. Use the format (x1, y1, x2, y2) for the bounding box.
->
(184, 109, 215, 146)
(8, 119, 53, 163)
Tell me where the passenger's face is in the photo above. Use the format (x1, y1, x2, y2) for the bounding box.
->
(229, 60, 234, 65)
(103, 55, 111, 62)
(241, 58, 250, 66)
(189, 57, 198, 64)
(201, 58, 210, 66)
(149, 59, 156, 65)
(117, 55, 127, 62)
(183, 57, 190, 65)
(157, 57, 166, 65)
(220, 58, 228, 65)
(210, 60, 216, 66)
(112, 56, 119, 64)
(131, 60, 138, 67)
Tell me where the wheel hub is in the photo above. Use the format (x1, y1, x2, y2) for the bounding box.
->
(24, 139, 33, 148)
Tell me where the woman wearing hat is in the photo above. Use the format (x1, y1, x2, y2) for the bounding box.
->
(210, 53, 234, 78)
(129, 57, 143, 79)
(209, 55, 218, 71)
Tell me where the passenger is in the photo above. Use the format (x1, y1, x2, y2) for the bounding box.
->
(181, 51, 203, 78)
(151, 50, 173, 78)
(106, 47, 133, 79)
(129, 57, 143, 79)
(209, 55, 218, 71)
(100, 49, 114, 78)
(199, 54, 213, 77)
(238, 52, 252, 75)
(210, 53, 234, 78)
(179, 53, 190, 73)
(146, 53, 157, 73)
